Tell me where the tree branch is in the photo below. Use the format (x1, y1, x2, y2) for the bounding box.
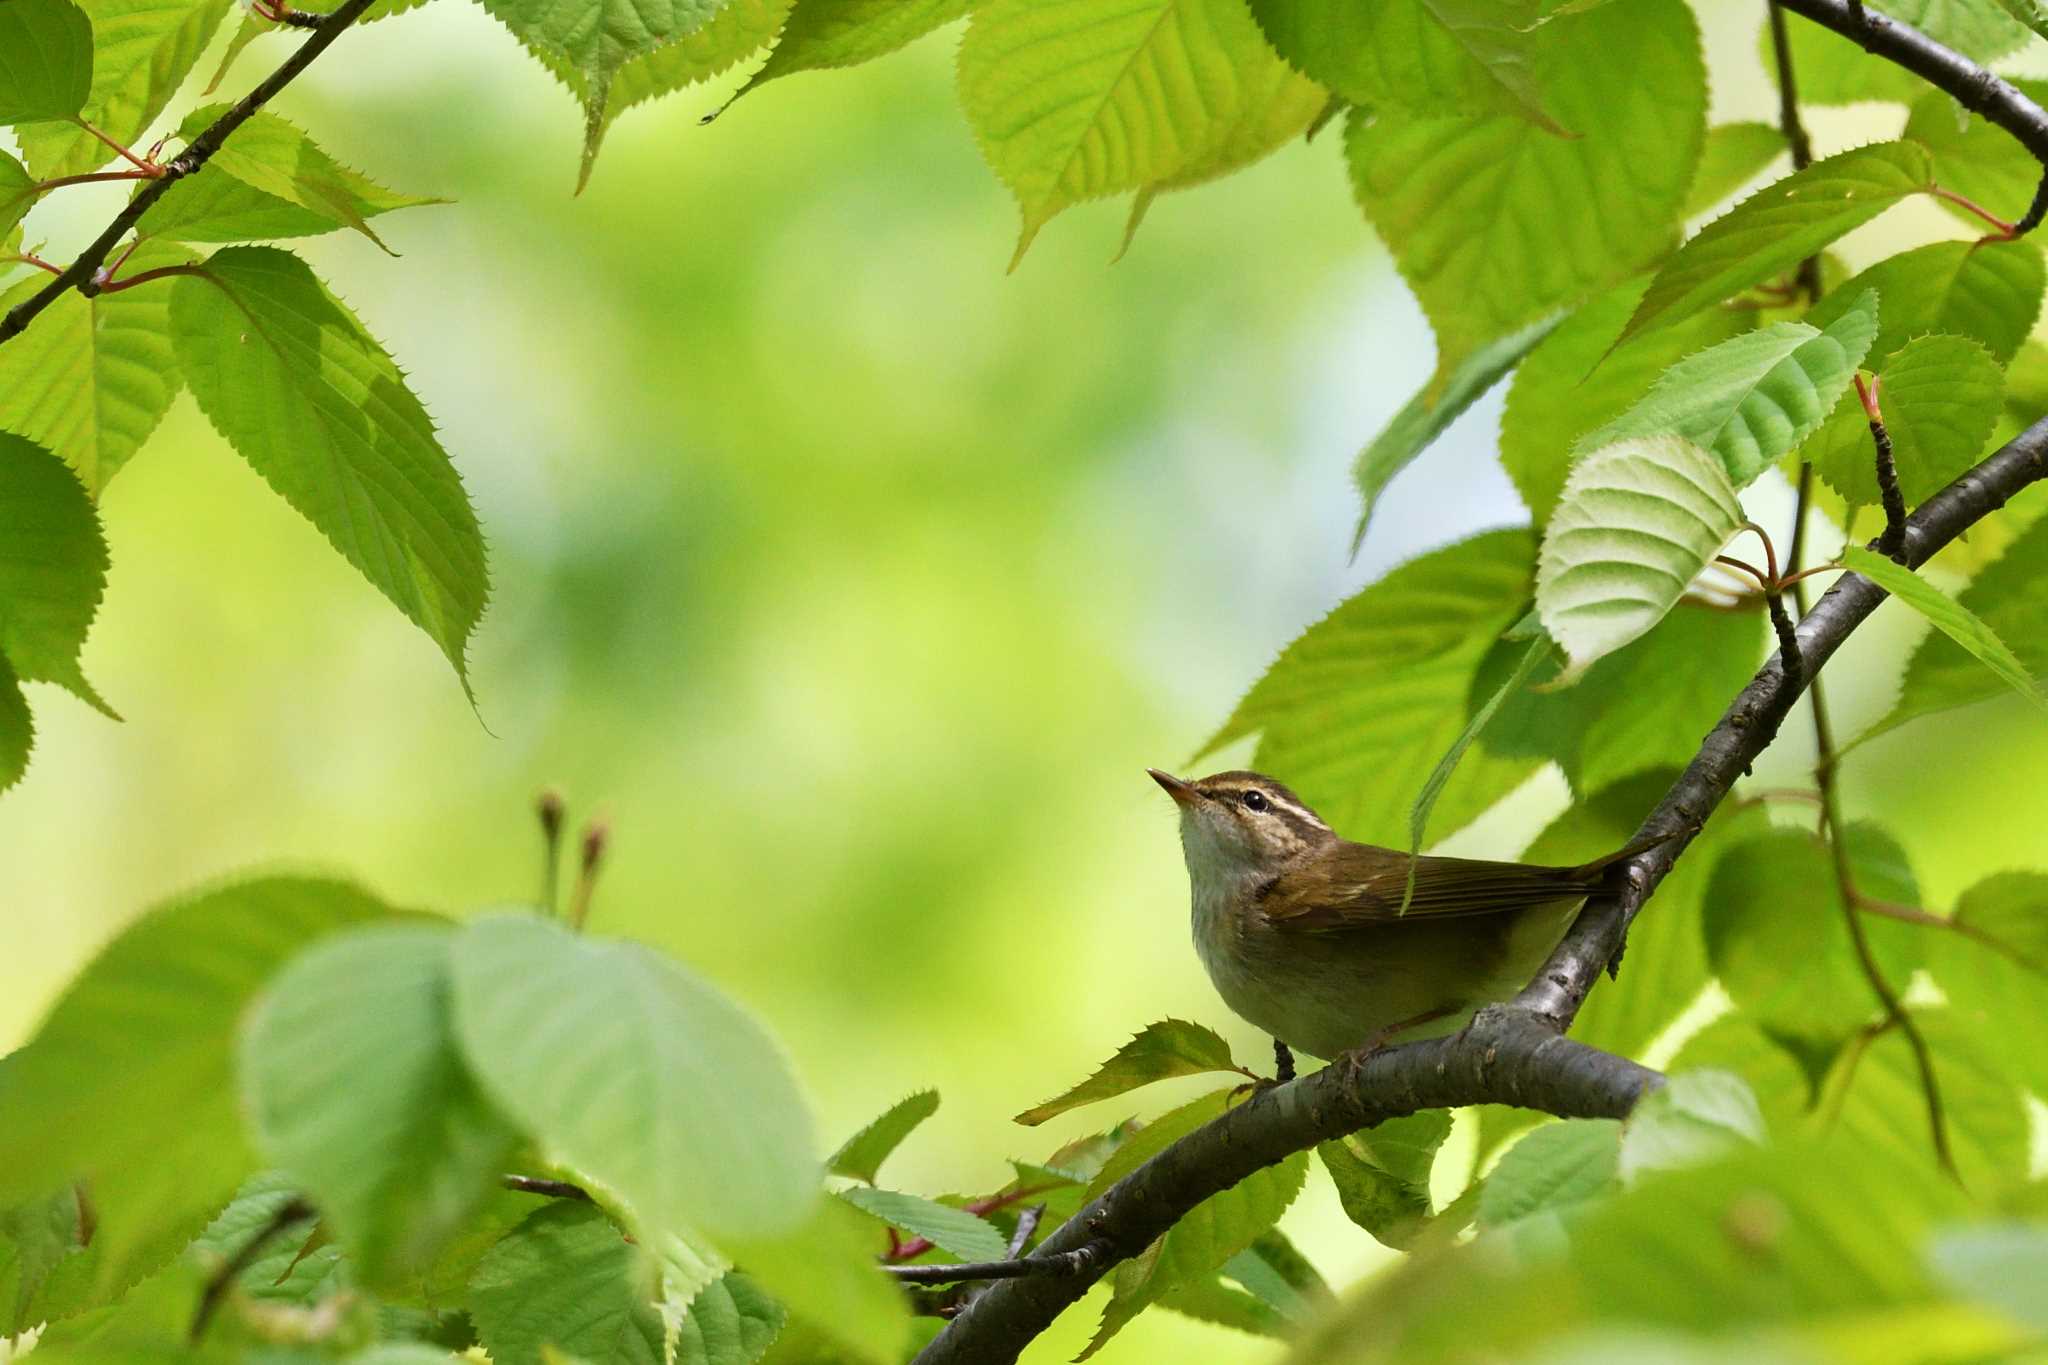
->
(914, 413, 2048, 1365)
(0, 0, 378, 346)
(1776, 0, 2048, 169)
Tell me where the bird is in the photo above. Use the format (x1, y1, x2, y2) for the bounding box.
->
(1148, 767, 1656, 1075)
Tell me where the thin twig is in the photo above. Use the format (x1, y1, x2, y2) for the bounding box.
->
(1004, 1205, 1045, 1260)
(1766, 1, 1824, 300)
(885, 1184, 1061, 1263)
(0, 0, 380, 344)
(1779, 0, 2048, 191)
(883, 1241, 1112, 1285)
(1857, 375, 1907, 560)
(501, 1174, 594, 1201)
(189, 1196, 315, 1342)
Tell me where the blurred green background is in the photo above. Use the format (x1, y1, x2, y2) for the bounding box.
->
(7, 4, 2048, 1359)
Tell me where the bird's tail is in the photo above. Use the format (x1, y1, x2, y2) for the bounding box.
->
(1567, 821, 1697, 880)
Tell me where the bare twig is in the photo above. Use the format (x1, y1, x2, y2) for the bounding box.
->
(1857, 375, 1908, 561)
(1004, 1205, 1045, 1260)
(1778, 0, 2048, 183)
(501, 1174, 593, 1201)
(882, 1241, 1112, 1285)
(189, 1196, 315, 1342)
(0, 0, 381, 345)
(1766, 0, 1823, 300)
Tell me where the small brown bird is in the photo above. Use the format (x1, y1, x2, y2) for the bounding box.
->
(1149, 768, 1648, 1066)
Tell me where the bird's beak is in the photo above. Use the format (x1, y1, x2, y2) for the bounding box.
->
(1148, 768, 1200, 807)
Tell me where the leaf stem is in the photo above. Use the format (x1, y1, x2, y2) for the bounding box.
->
(93, 263, 204, 295)
(70, 117, 165, 177)
(33, 169, 159, 195)
(1928, 186, 2019, 240)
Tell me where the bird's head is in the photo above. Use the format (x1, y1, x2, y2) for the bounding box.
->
(1147, 768, 1333, 879)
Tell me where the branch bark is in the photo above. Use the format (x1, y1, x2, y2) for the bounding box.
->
(1776, 0, 2048, 168)
(915, 413, 2048, 1365)
(0, 0, 378, 345)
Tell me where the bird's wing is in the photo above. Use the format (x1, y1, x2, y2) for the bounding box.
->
(1258, 843, 1605, 933)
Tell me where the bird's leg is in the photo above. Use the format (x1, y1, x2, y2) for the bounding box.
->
(1272, 1039, 1296, 1085)
(1340, 1006, 1460, 1077)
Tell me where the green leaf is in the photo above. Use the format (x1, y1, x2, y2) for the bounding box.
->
(168, 247, 488, 691)
(715, 1197, 907, 1364)
(0, 151, 34, 242)
(1014, 1019, 1242, 1126)
(0, 1186, 88, 1335)
(1618, 1071, 1763, 1182)
(1297, 1138, 1974, 1362)
(834, 1188, 1008, 1263)
(1841, 545, 2048, 716)
(1535, 435, 1745, 684)
(1808, 335, 2003, 509)
(1583, 292, 1878, 486)
(1482, 609, 1766, 801)
(958, 0, 1320, 264)
(1345, 0, 1703, 383)
(1500, 280, 1755, 528)
(736, 0, 965, 94)
(159, 105, 440, 248)
(1114, 32, 1327, 256)
(1316, 1109, 1452, 1250)
(579, 0, 794, 177)
(0, 431, 114, 714)
(1805, 240, 2044, 367)
(0, 655, 28, 794)
(187, 1172, 345, 1310)
(0, 242, 187, 493)
(1881, 514, 2048, 734)
(1353, 316, 1558, 545)
(0, 877, 396, 1295)
(1222, 1231, 1328, 1325)
(1702, 826, 1922, 1048)
(1086, 1090, 1237, 1199)
(241, 923, 520, 1289)
(139, 162, 353, 244)
(0, 0, 93, 124)
(827, 1090, 938, 1184)
(1928, 872, 2048, 1096)
(673, 1270, 785, 1365)
(1905, 79, 2048, 230)
(449, 914, 815, 1242)
(1249, 0, 1560, 128)
(15, 0, 231, 177)
(1684, 121, 1785, 217)
(474, 0, 729, 163)
(1826, 1010, 2031, 1196)
(468, 1202, 664, 1365)
(1157, 1271, 1287, 1338)
(1477, 1119, 1620, 1230)
(1201, 528, 1541, 845)
(1083, 1136, 1306, 1358)
(1615, 142, 1934, 349)
(1402, 628, 1552, 902)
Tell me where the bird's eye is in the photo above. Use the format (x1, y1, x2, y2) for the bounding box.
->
(1241, 790, 1268, 812)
